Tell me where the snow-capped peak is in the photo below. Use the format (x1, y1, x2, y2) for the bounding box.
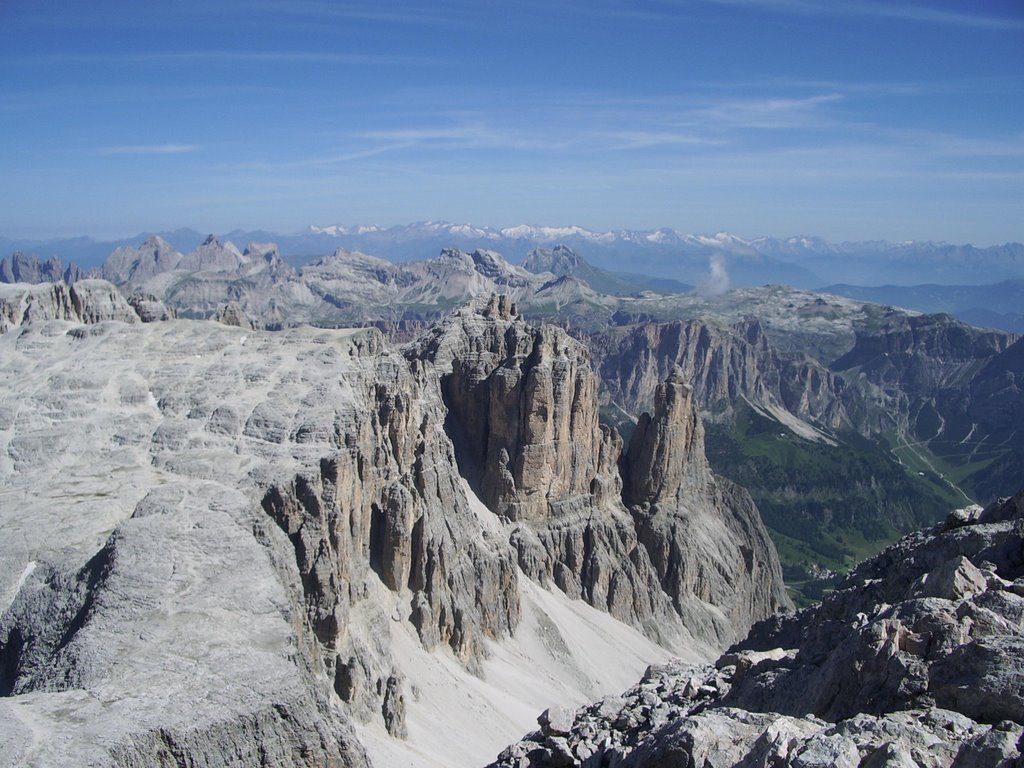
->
(309, 224, 384, 236)
(499, 224, 604, 241)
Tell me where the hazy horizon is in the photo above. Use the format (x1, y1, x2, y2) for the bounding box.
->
(3, 220, 1023, 251)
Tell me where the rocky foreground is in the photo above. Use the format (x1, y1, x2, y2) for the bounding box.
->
(489, 490, 1024, 767)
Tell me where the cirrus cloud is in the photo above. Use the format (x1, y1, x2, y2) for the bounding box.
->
(97, 144, 198, 156)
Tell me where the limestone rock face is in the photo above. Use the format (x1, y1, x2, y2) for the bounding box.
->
(177, 234, 248, 273)
(588, 318, 852, 431)
(0, 279, 138, 333)
(126, 291, 175, 322)
(215, 300, 256, 328)
(412, 294, 612, 522)
(831, 311, 1018, 436)
(100, 235, 183, 284)
(489, 490, 1024, 767)
(968, 335, 1024, 434)
(622, 369, 705, 506)
(411, 297, 790, 652)
(259, 347, 521, 670)
(622, 370, 790, 647)
(0, 317, 514, 765)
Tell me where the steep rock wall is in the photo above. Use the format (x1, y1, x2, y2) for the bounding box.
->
(831, 311, 1018, 435)
(411, 296, 790, 651)
(412, 294, 613, 522)
(622, 370, 790, 647)
(588, 318, 852, 431)
(258, 332, 520, 728)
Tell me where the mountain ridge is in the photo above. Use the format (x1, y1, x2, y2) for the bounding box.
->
(4, 223, 1023, 287)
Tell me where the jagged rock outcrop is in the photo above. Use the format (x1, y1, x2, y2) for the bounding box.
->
(522, 245, 587, 275)
(827, 312, 1023, 499)
(832, 311, 1017, 434)
(99, 236, 299, 325)
(241, 241, 295, 282)
(411, 296, 790, 651)
(622, 369, 705, 506)
(413, 294, 613, 522)
(969, 335, 1024, 428)
(621, 370, 791, 647)
(176, 234, 248, 273)
(0, 279, 138, 333)
(489, 490, 1024, 767)
(259, 344, 521, 679)
(0, 252, 82, 284)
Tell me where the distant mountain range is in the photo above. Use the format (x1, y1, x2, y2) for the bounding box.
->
(3, 221, 1023, 289)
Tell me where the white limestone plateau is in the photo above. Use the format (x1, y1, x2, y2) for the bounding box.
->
(0, 286, 786, 767)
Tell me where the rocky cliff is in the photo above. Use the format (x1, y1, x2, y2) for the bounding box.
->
(0, 288, 789, 767)
(489, 489, 1024, 767)
(0, 317, 387, 767)
(410, 296, 790, 651)
(832, 311, 1017, 434)
(830, 312, 1022, 499)
(587, 318, 852, 433)
(0, 279, 139, 332)
(100, 234, 184, 284)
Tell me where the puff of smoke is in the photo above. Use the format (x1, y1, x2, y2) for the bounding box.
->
(697, 254, 730, 296)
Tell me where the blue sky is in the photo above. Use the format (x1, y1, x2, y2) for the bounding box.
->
(1, 0, 1022, 243)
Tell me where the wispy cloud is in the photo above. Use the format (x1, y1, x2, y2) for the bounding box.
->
(243, 0, 475, 27)
(695, 0, 1024, 30)
(4, 0, 479, 33)
(98, 144, 198, 156)
(16, 50, 424, 67)
(911, 131, 1024, 159)
(850, 1, 1024, 30)
(227, 143, 414, 172)
(686, 93, 845, 130)
(598, 130, 723, 149)
(356, 122, 574, 151)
